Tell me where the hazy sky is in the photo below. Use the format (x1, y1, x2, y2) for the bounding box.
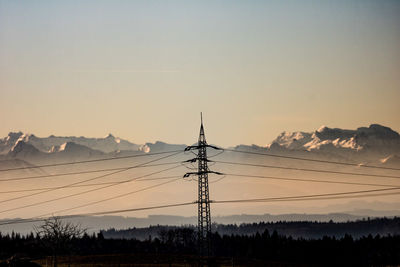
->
(1, 0, 399, 147)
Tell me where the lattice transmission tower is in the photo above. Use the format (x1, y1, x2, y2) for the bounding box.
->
(184, 113, 222, 258)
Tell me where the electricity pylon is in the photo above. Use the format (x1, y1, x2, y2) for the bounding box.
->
(184, 113, 222, 258)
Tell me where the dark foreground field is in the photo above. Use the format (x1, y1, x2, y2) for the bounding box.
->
(31, 253, 314, 267)
(1, 231, 399, 266)
(1, 218, 400, 266)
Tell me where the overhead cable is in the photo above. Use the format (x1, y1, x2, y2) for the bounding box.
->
(0, 152, 182, 205)
(224, 149, 400, 171)
(214, 160, 400, 179)
(0, 149, 184, 172)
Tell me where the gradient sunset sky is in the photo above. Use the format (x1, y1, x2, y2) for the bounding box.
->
(1, 0, 399, 147)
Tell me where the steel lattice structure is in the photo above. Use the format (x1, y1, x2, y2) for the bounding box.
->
(184, 113, 223, 260)
(197, 115, 212, 257)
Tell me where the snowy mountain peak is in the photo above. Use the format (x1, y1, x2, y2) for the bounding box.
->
(140, 144, 151, 153)
(0, 132, 141, 154)
(58, 142, 68, 152)
(267, 131, 312, 150)
(356, 124, 400, 139)
(105, 133, 115, 139)
(58, 142, 103, 154)
(5, 131, 23, 143)
(317, 125, 327, 133)
(314, 126, 355, 141)
(267, 124, 399, 153)
(8, 140, 41, 157)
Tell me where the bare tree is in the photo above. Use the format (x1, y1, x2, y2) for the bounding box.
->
(34, 216, 86, 267)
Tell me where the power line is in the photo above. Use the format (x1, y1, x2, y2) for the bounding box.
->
(16, 170, 387, 200)
(0, 168, 130, 205)
(0, 164, 182, 215)
(1, 167, 397, 222)
(0, 201, 196, 226)
(212, 191, 400, 204)
(0, 152, 182, 205)
(269, 191, 400, 202)
(211, 187, 400, 204)
(214, 160, 400, 179)
(0, 175, 181, 194)
(36, 177, 182, 218)
(3, 147, 396, 173)
(0, 149, 184, 172)
(0, 161, 183, 182)
(224, 149, 400, 171)
(2, 188, 400, 227)
(225, 173, 400, 188)
(2, 166, 397, 195)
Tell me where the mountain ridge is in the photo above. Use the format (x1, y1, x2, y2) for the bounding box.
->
(1, 124, 399, 167)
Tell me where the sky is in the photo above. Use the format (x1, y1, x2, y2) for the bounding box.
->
(0, 0, 399, 147)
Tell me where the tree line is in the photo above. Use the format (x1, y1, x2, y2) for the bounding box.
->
(103, 216, 400, 240)
(1, 224, 400, 265)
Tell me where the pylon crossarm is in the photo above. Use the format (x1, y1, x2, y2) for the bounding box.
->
(183, 171, 224, 178)
(183, 158, 198, 163)
(183, 158, 212, 163)
(183, 172, 197, 178)
(184, 144, 222, 151)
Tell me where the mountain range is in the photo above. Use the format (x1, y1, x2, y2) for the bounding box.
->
(0, 124, 399, 231)
(1, 124, 398, 167)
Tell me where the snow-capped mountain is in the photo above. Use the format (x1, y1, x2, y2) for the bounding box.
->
(265, 124, 400, 154)
(54, 141, 104, 157)
(231, 124, 400, 166)
(0, 132, 141, 155)
(0, 124, 399, 221)
(143, 141, 187, 153)
(0, 124, 399, 166)
(8, 140, 42, 158)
